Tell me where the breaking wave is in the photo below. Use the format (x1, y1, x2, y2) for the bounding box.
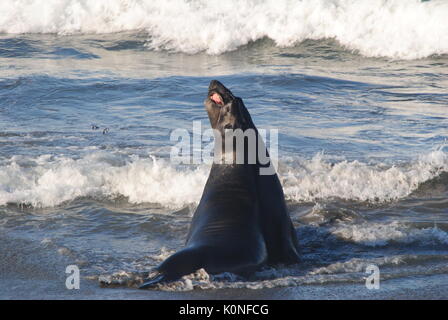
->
(0, 149, 447, 208)
(1, 0, 447, 59)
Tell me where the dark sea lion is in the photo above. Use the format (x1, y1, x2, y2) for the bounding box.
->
(139, 80, 299, 288)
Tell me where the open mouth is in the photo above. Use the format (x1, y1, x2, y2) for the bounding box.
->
(210, 92, 224, 105)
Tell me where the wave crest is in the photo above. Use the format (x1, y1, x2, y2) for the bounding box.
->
(0, 149, 447, 208)
(281, 149, 448, 203)
(1, 0, 447, 59)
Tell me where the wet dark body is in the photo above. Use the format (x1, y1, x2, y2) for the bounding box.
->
(140, 80, 299, 288)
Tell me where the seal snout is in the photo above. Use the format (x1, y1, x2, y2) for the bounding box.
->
(208, 80, 224, 92)
(208, 80, 234, 106)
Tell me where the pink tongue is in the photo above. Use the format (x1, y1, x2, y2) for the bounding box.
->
(211, 93, 223, 105)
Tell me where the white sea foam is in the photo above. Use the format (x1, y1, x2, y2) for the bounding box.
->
(0, 0, 447, 59)
(99, 253, 448, 291)
(330, 221, 448, 247)
(0, 152, 209, 208)
(0, 149, 447, 208)
(281, 149, 448, 203)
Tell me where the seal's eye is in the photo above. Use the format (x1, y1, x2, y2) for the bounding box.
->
(210, 93, 223, 105)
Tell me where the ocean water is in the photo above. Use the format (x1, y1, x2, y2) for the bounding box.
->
(1, 0, 448, 299)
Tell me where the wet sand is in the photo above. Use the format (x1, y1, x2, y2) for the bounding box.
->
(2, 239, 447, 300)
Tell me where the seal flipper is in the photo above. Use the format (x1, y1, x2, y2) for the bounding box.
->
(139, 247, 204, 289)
(139, 271, 168, 289)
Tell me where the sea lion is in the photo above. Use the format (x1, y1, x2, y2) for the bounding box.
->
(139, 80, 299, 288)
